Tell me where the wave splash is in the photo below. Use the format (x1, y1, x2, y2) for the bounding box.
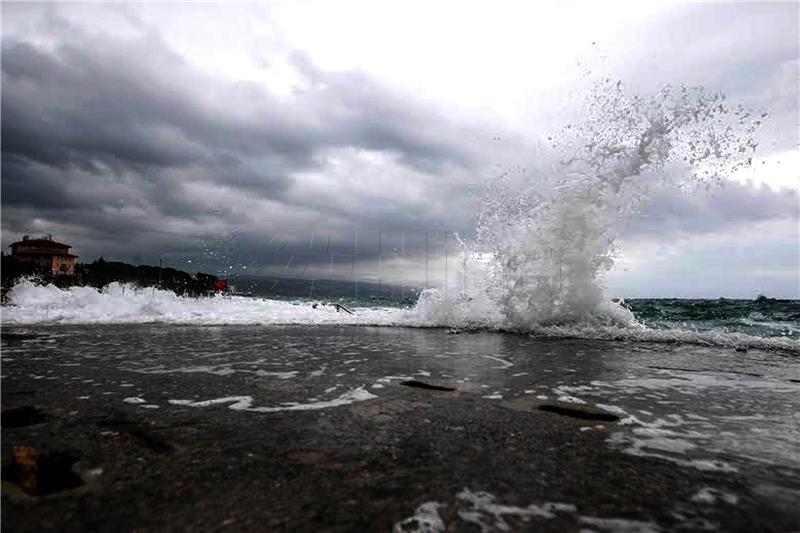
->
(3, 280, 798, 353)
(2, 81, 782, 350)
(442, 80, 762, 330)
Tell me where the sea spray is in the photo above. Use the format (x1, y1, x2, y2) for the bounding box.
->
(445, 80, 763, 329)
(3, 80, 786, 351)
(3, 279, 799, 351)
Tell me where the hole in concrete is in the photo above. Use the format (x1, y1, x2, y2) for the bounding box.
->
(537, 404, 619, 422)
(2, 406, 49, 428)
(400, 380, 456, 392)
(4, 447, 83, 496)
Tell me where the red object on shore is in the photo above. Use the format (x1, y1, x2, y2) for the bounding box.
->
(214, 279, 228, 291)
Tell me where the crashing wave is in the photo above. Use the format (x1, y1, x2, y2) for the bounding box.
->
(424, 80, 763, 329)
(2, 281, 798, 353)
(2, 80, 780, 351)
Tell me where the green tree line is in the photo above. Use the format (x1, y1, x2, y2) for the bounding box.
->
(1, 254, 219, 297)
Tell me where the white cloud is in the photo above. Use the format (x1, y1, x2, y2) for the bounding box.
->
(2, 1, 797, 297)
(610, 218, 799, 298)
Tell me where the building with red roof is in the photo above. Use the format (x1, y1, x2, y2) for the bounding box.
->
(9, 235, 78, 276)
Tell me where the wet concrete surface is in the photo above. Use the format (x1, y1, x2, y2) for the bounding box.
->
(2, 325, 799, 531)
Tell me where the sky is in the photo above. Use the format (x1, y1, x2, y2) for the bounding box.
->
(1, 1, 798, 298)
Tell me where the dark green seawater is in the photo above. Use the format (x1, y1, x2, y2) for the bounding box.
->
(229, 276, 800, 339)
(624, 298, 800, 340)
(4, 277, 798, 347)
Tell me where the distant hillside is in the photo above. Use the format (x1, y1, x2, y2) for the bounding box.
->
(1, 254, 219, 297)
(1, 253, 425, 304)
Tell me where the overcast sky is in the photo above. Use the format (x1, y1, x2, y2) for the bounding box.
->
(2, 1, 798, 298)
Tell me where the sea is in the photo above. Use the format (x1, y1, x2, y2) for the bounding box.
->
(2, 284, 800, 530)
(3, 280, 798, 351)
(2, 79, 798, 529)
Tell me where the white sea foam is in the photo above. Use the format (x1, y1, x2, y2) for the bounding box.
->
(3, 280, 797, 352)
(393, 502, 445, 533)
(691, 487, 739, 506)
(396, 488, 665, 532)
(131, 364, 298, 380)
(1, 280, 417, 327)
(123, 397, 147, 404)
(482, 355, 514, 369)
(456, 489, 576, 530)
(606, 431, 738, 473)
(592, 373, 798, 394)
(169, 386, 376, 413)
(578, 516, 661, 533)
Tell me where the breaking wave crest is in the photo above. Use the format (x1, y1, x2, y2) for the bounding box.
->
(2, 281, 798, 353)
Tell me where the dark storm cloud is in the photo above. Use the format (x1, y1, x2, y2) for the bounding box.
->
(1, 22, 478, 189)
(1, 39, 204, 169)
(290, 56, 480, 173)
(0, 12, 495, 267)
(1, 3, 797, 291)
